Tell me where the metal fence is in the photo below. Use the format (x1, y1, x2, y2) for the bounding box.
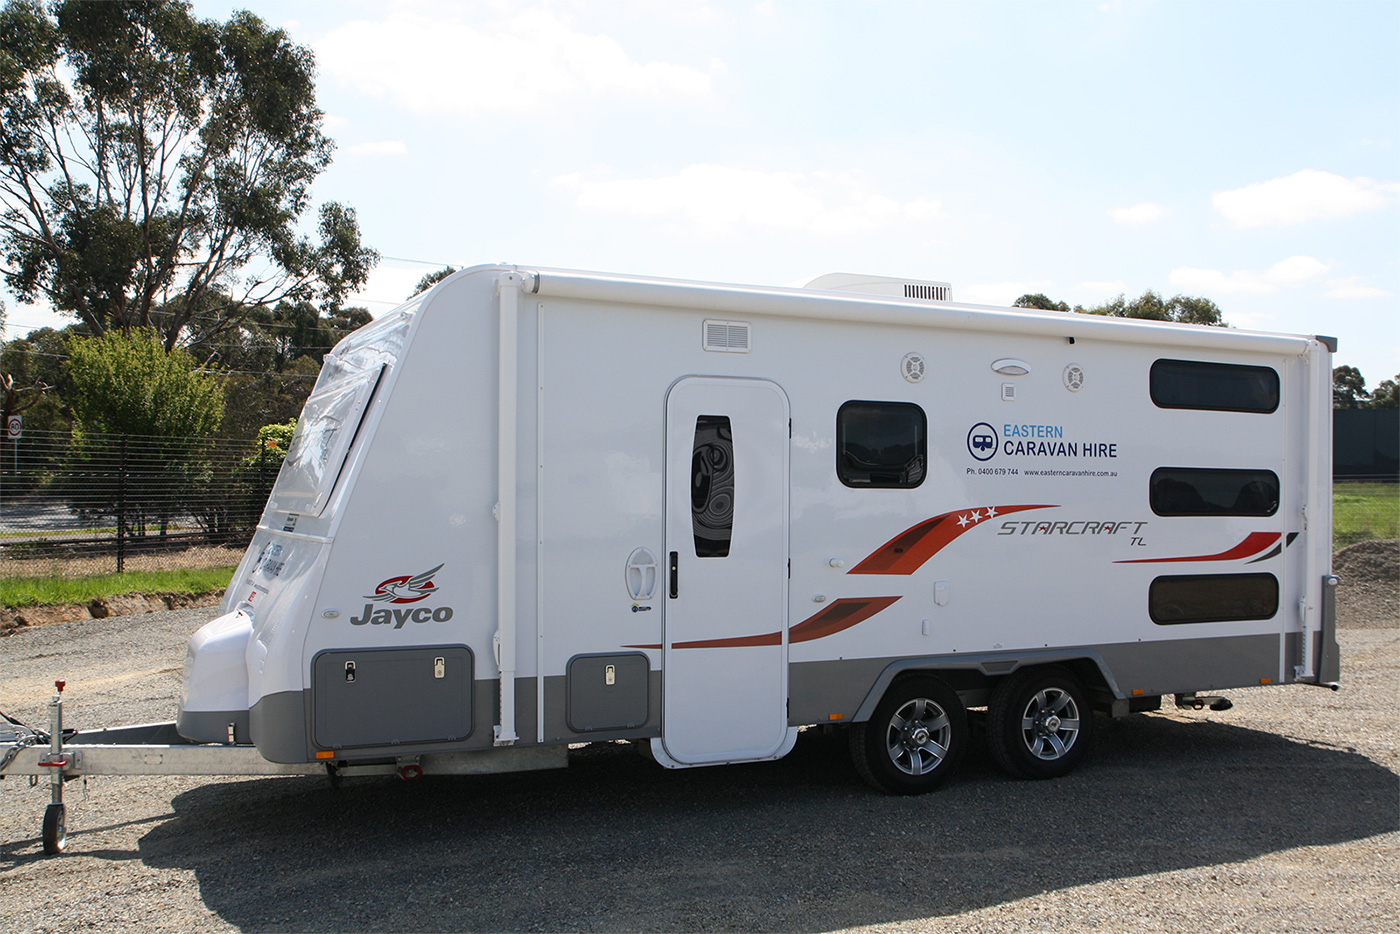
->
(1333, 479, 1400, 549)
(1334, 408, 1400, 481)
(0, 429, 279, 580)
(2, 428, 1395, 582)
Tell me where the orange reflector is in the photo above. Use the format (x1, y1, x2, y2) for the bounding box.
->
(1260, 677, 1272, 685)
(1131, 688, 1144, 696)
(828, 713, 844, 721)
(315, 750, 335, 760)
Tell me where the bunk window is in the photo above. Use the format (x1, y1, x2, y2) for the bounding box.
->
(1149, 573, 1279, 625)
(1150, 467, 1280, 517)
(691, 415, 734, 558)
(837, 401, 927, 489)
(1150, 359, 1279, 413)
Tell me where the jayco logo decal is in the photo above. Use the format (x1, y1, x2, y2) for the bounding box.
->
(350, 564, 455, 627)
(365, 564, 442, 603)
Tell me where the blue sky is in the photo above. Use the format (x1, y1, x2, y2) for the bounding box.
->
(5, 0, 1398, 387)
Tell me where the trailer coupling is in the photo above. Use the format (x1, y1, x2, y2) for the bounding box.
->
(3, 679, 569, 857)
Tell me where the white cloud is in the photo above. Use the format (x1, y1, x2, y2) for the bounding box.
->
(1169, 255, 1330, 295)
(630, 0, 733, 26)
(1076, 280, 1128, 296)
(349, 262, 453, 311)
(552, 164, 943, 237)
(1323, 278, 1392, 300)
(1107, 202, 1169, 226)
(345, 140, 408, 158)
(1212, 170, 1398, 228)
(957, 282, 1055, 306)
(316, 3, 718, 116)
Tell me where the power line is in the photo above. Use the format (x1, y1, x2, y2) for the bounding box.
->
(381, 255, 460, 268)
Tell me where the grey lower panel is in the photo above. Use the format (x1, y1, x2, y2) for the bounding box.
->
(81, 721, 195, 746)
(251, 677, 542, 764)
(788, 657, 893, 726)
(790, 633, 1284, 726)
(544, 670, 661, 743)
(1095, 634, 1280, 695)
(176, 708, 251, 745)
(249, 690, 311, 763)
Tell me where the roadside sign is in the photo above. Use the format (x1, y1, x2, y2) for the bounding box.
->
(6, 415, 20, 439)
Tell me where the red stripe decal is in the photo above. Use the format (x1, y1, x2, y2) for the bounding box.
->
(1115, 531, 1281, 564)
(849, 504, 1057, 575)
(790, 596, 902, 643)
(623, 631, 780, 651)
(624, 596, 902, 651)
(673, 630, 782, 649)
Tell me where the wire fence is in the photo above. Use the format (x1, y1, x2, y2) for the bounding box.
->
(1333, 479, 1400, 549)
(0, 429, 1394, 582)
(0, 429, 279, 580)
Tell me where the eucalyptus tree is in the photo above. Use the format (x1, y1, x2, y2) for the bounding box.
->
(0, 0, 377, 352)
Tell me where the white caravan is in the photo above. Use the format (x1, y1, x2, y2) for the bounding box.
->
(158, 264, 1337, 796)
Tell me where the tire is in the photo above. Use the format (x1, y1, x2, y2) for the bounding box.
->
(42, 802, 67, 855)
(849, 676, 967, 795)
(987, 666, 1093, 780)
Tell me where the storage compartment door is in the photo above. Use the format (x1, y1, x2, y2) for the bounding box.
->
(312, 646, 473, 749)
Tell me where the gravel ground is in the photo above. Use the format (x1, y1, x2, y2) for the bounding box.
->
(1, 565, 1396, 933)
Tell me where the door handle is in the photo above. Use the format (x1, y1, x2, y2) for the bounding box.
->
(669, 551, 679, 598)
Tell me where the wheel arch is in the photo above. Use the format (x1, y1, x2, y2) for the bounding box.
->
(851, 650, 1123, 723)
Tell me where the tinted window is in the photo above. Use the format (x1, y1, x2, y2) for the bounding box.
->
(1150, 467, 1280, 517)
(1151, 359, 1279, 413)
(1149, 573, 1279, 625)
(837, 401, 926, 488)
(691, 415, 734, 557)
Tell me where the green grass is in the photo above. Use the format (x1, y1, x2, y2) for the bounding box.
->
(0, 567, 235, 609)
(1333, 481, 1400, 548)
(0, 483, 1394, 608)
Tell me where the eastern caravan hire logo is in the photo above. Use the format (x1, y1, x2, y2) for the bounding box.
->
(350, 564, 455, 628)
(968, 421, 1120, 462)
(967, 422, 998, 461)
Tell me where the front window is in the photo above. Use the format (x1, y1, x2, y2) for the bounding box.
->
(268, 308, 413, 517)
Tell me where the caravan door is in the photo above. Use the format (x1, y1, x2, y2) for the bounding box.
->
(657, 377, 794, 766)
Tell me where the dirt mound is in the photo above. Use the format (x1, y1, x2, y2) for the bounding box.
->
(1333, 539, 1398, 629)
(0, 590, 224, 636)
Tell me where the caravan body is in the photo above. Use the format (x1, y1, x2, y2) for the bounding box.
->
(177, 265, 1337, 791)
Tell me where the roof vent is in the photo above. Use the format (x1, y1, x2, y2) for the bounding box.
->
(805, 273, 952, 302)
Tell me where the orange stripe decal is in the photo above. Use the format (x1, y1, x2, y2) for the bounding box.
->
(624, 596, 902, 650)
(1115, 531, 1281, 564)
(849, 504, 1057, 575)
(790, 596, 902, 643)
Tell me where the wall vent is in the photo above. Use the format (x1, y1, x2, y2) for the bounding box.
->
(704, 319, 751, 353)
